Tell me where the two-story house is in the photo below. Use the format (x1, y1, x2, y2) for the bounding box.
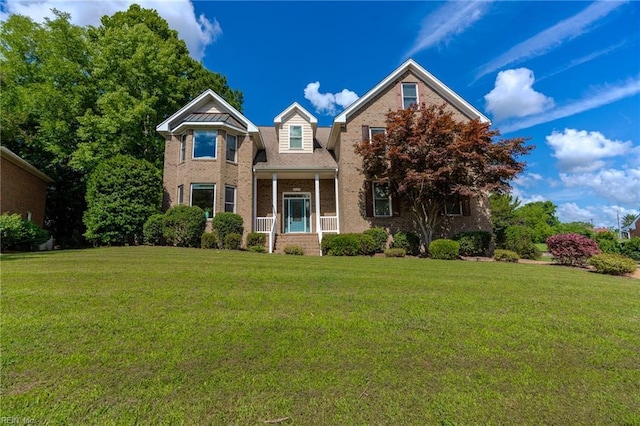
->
(157, 59, 492, 254)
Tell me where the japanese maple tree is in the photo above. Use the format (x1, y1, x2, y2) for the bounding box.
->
(356, 103, 532, 248)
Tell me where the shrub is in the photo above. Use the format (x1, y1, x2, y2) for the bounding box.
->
(391, 231, 421, 256)
(363, 227, 388, 253)
(143, 214, 165, 246)
(494, 249, 520, 262)
(453, 231, 492, 256)
(284, 245, 305, 255)
(504, 225, 540, 259)
(594, 231, 622, 254)
(384, 248, 406, 258)
(0, 213, 49, 251)
(224, 232, 242, 250)
(163, 205, 207, 248)
(620, 237, 640, 261)
(429, 239, 460, 260)
(325, 234, 360, 256)
(212, 213, 243, 247)
(546, 233, 601, 267)
(589, 253, 637, 276)
(246, 232, 266, 248)
(201, 232, 218, 249)
(248, 245, 266, 253)
(355, 233, 377, 256)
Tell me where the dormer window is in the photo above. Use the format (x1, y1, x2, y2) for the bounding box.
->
(402, 83, 418, 109)
(289, 125, 303, 149)
(193, 130, 217, 159)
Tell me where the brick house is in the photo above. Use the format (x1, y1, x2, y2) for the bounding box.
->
(629, 216, 640, 239)
(0, 146, 52, 227)
(157, 59, 492, 254)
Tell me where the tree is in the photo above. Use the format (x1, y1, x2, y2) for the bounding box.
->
(356, 103, 532, 248)
(83, 155, 162, 245)
(622, 214, 637, 229)
(514, 201, 560, 243)
(489, 192, 521, 247)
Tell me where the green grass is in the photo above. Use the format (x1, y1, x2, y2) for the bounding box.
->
(535, 243, 548, 252)
(2, 247, 639, 424)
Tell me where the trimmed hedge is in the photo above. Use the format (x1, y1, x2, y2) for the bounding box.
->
(494, 249, 520, 262)
(453, 231, 492, 256)
(391, 231, 421, 256)
(284, 245, 305, 255)
(322, 233, 376, 256)
(212, 213, 243, 247)
(384, 248, 406, 258)
(364, 227, 388, 253)
(163, 205, 206, 248)
(429, 239, 460, 260)
(504, 225, 540, 260)
(143, 214, 165, 246)
(248, 245, 266, 253)
(201, 232, 218, 249)
(321, 234, 339, 255)
(224, 232, 242, 250)
(589, 253, 637, 275)
(246, 232, 266, 248)
(546, 233, 601, 267)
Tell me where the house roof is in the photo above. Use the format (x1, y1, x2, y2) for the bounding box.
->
(1, 146, 53, 183)
(253, 126, 337, 174)
(274, 102, 318, 127)
(328, 58, 491, 149)
(156, 89, 263, 148)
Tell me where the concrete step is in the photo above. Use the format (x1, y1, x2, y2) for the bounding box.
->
(274, 234, 321, 256)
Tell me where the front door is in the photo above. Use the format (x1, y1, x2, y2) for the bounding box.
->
(283, 194, 311, 233)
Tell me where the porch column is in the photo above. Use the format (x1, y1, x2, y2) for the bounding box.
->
(315, 173, 321, 235)
(334, 171, 340, 233)
(252, 173, 257, 231)
(272, 174, 278, 217)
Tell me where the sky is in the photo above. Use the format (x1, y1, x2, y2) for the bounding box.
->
(2, 0, 639, 228)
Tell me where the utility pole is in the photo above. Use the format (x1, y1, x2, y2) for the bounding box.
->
(617, 209, 622, 239)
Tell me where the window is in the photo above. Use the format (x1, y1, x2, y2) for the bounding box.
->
(289, 125, 302, 149)
(224, 186, 236, 213)
(370, 127, 385, 142)
(402, 83, 418, 109)
(26, 211, 32, 222)
(445, 198, 462, 216)
(179, 134, 187, 162)
(177, 185, 184, 204)
(226, 134, 237, 162)
(191, 183, 215, 217)
(373, 182, 391, 217)
(193, 130, 217, 159)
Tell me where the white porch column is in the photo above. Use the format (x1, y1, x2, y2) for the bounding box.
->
(272, 173, 278, 217)
(252, 173, 257, 231)
(315, 173, 321, 235)
(334, 171, 340, 233)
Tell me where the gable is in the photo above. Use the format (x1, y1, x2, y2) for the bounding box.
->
(273, 103, 317, 154)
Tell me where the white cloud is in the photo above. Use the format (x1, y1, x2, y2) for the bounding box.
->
(304, 82, 358, 115)
(556, 203, 596, 224)
(510, 185, 546, 206)
(405, 1, 492, 57)
(500, 76, 640, 133)
(0, 0, 220, 60)
(475, 1, 626, 80)
(484, 68, 554, 121)
(546, 129, 633, 173)
(560, 168, 640, 206)
(513, 172, 543, 188)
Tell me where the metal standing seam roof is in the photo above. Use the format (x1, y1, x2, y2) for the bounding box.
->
(173, 113, 247, 131)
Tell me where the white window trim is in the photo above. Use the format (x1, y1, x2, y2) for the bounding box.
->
(369, 127, 386, 141)
(226, 133, 238, 163)
(289, 125, 303, 150)
(190, 183, 216, 219)
(401, 82, 418, 109)
(444, 199, 463, 216)
(192, 129, 217, 160)
(179, 134, 187, 162)
(224, 185, 236, 213)
(177, 184, 184, 204)
(373, 182, 392, 218)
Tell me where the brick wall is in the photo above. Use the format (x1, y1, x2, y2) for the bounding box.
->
(1, 156, 49, 226)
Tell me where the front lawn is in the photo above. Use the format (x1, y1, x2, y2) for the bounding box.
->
(2, 247, 639, 424)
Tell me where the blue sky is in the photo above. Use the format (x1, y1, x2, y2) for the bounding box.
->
(2, 0, 639, 227)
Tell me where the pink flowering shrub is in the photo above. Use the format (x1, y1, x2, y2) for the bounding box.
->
(546, 233, 601, 267)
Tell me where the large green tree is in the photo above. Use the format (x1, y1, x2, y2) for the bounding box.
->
(356, 103, 531, 248)
(514, 201, 560, 243)
(0, 5, 242, 245)
(489, 192, 521, 247)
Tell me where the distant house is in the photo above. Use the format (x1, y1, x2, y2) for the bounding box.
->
(629, 215, 640, 239)
(157, 59, 492, 254)
(0, 146, 52, 226)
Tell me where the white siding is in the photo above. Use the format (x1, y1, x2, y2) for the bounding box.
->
(196, 100, 222, 114)
(278, 112, 313, 153)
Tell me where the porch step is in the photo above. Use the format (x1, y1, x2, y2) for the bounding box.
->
(274, 234, 321, 256)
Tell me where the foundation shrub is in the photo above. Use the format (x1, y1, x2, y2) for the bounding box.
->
(363, 227, 388, 253)
(320, 234, 339, 255)
(143, 214, 165, 246)
(453, 231, 492, 256)
(384, 248, 406, 258)
(589, 253, 637, 275)
(248, 245, 266, 253)
(163, 205, 206, 248)
(546, 233, 601, 267)
(0, 213, 49, 251)
(284, 245, 304, 256)
(224, 232, 242, 250)
(200, 232, 218, 249)
(246, 232, 266, 248)
(391, 231, 421, 256)
(494, 249, 520, 262)
(429, 239, 460, 260)
(325, 234, 361, 256)
(212, 213, 243, 247)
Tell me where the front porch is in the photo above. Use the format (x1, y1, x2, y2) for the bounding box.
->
(253, 170, 339, 254)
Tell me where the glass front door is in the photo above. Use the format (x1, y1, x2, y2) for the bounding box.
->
(283, 194, 311, 233)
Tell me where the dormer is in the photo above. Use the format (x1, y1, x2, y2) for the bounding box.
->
(273, 102, 318, 154)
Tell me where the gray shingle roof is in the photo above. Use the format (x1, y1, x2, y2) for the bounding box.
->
(253, 126, 337, 170)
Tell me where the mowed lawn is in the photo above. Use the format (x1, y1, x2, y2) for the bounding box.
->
(2, 247, 639, 424)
